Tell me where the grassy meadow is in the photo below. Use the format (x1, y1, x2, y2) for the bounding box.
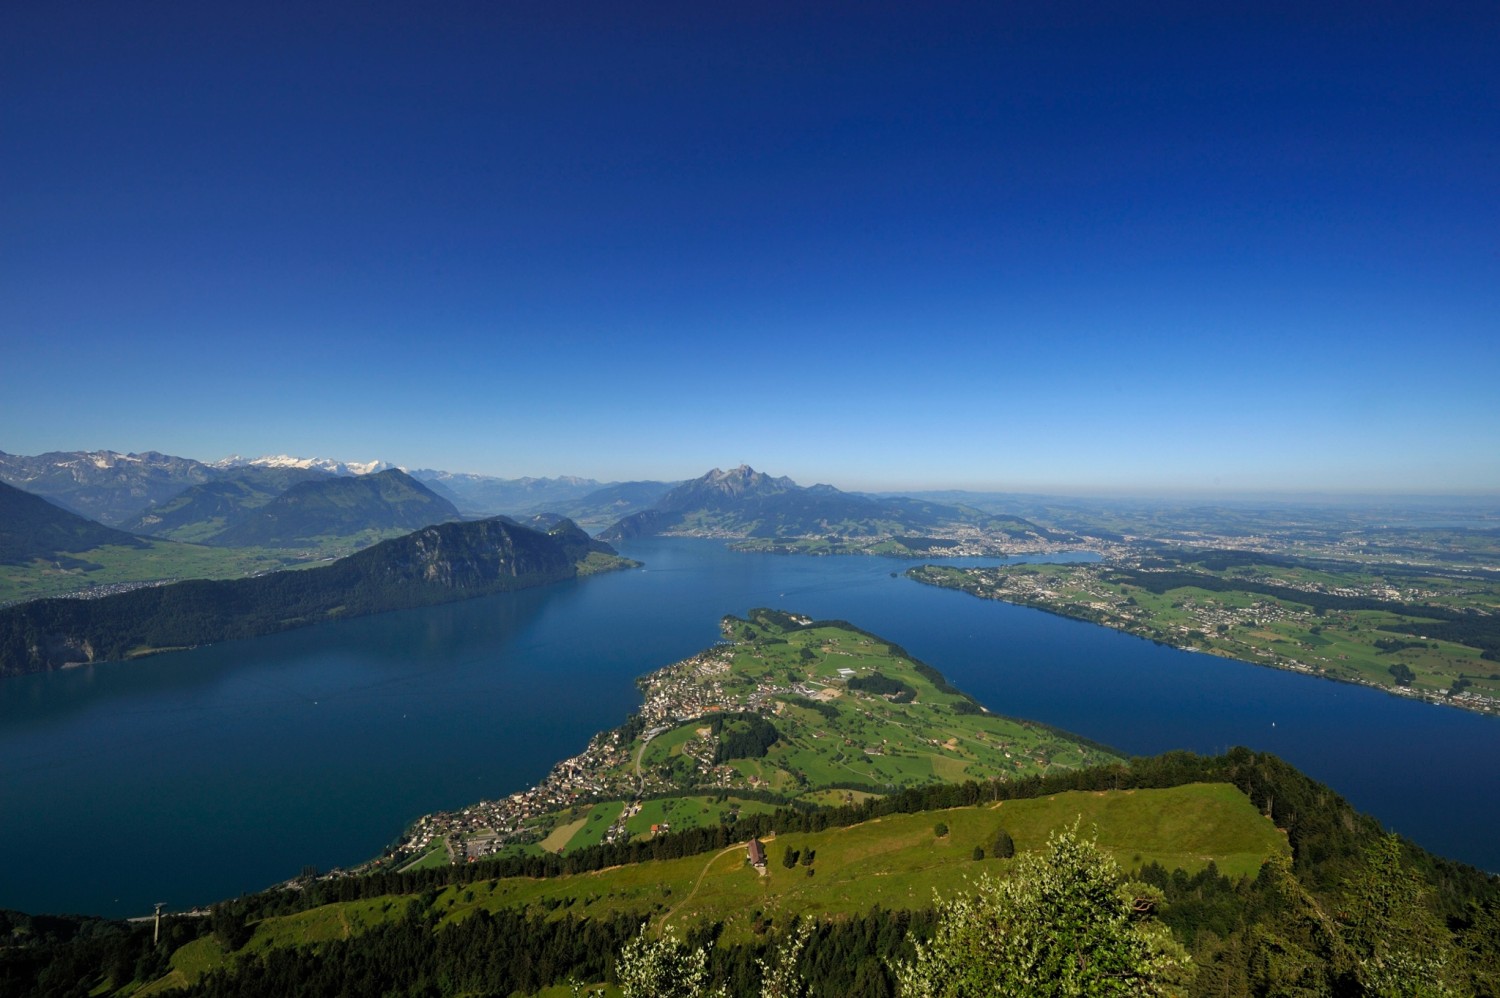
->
(147, 782, 1285, 992)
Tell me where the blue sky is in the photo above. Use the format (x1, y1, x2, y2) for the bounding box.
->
(3, 2, 1496, 492)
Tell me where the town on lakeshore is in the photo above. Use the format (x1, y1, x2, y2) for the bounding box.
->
(378, 609, 1116, 872)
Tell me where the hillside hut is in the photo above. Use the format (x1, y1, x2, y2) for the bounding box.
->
(747, 837, 766, 869)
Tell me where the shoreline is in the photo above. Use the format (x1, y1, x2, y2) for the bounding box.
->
(909, 567, 1500, 719)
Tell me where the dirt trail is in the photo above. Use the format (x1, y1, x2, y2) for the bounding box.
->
(660, 837, 769, 928)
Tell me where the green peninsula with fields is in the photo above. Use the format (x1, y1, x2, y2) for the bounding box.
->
(384, 609, 1119, 871)
(910, 549, 1500, 715)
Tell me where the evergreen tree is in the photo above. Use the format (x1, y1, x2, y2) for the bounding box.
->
(1337, 835, 1467, 998)
(992, 827, 1015, 859)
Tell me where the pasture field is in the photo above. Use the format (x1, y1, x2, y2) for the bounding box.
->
(0, 538, 342, 605)
(155, 782, 1283, 990)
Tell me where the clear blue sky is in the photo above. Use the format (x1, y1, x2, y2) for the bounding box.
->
(3, 2, 1496, 492)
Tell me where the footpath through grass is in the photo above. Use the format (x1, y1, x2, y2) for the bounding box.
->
(160, 781, 1284, 991)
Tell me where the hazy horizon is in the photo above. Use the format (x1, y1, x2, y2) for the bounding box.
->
(7, 444, 1500, 505)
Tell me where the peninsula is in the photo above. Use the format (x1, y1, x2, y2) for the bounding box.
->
(381, 608, 1118, 870)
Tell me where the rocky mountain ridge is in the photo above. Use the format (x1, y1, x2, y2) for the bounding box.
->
(598, 465, 1064, 549)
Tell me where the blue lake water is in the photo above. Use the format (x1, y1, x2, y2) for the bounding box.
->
(2, 538, 1497, 918)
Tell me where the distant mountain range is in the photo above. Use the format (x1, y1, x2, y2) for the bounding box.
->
(408, 470, 605, 518)
(0, 517, 631, 677)
(550, 480, 679, 527)
(0, 450, 1079, 556)
(406, 471, 676, 524)
(598, 465, 1070, 549)
(0, 450, 220, 526)
(0, 450, 673, 530)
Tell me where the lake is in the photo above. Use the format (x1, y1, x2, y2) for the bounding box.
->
(3, 538, 1497, 918)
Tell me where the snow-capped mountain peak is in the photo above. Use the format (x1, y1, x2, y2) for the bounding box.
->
(212, 454, 397, 476)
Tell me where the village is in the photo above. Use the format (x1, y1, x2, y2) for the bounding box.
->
(385, 630, 813, 868)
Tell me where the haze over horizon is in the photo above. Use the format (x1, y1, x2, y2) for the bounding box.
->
(4, 3, 1496, 494)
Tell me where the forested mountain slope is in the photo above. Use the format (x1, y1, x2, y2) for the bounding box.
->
(0, 518, 629, 676)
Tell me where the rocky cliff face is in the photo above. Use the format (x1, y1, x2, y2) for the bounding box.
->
(659, 465, 796, 511)
(364, 518, 577, 589)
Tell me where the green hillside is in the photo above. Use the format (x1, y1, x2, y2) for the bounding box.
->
(9, 750, 1500, 996)
(0, 518, 632, 676)
(207, 469, 460, 548)
(121, 466, 334, 542)
(449, 783, 1283, 940)
(138, 782, 1286, 993)
(69, 748, 1500, 997)
(0, 479, 148, 566)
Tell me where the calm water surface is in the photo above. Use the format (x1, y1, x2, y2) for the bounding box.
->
(3, 538, 1496, 917)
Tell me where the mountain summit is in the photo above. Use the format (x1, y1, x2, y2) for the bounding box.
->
(659, 465, 796, 509)
(600, 465, 968, 542)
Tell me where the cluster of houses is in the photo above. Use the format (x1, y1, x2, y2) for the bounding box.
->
(391, 723, 641, 864)
(389, 646, 797, 866)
